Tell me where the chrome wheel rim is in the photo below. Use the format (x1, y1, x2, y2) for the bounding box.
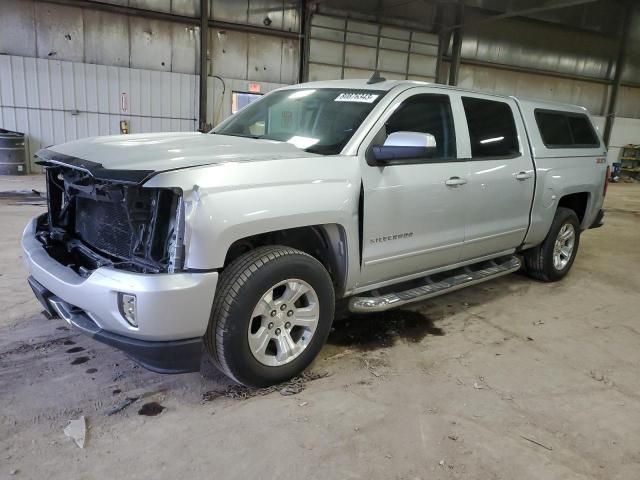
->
(553, 223, 575, 270)
(247, 279, 320, 367)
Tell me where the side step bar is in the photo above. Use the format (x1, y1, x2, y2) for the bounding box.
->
(349, 256, 521, 313)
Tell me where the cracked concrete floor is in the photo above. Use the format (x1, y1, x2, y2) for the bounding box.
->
(1, 177, 639, 480)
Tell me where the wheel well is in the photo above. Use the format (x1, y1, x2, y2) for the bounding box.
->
(223, 225, 348, 296)
(558, 192, 589, 224)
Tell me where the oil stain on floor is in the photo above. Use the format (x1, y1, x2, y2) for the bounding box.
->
(138, 402, 165, 416)
(327, 309, 444, 351)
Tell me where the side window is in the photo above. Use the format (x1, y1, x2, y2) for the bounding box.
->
(535, 111, 572, 146)
(462, 97, 520, 158)
(535, 110, 600, 148)
(381, 94, 457, 159)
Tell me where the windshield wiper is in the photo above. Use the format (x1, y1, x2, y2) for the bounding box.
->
(213, 132, 264, 140)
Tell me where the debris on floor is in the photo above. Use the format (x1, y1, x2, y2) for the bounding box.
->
(202, 371, 330, 401)
(63, 416, 87, 449)
(105, 396, 139, 416)
(520, 434, 553, 451)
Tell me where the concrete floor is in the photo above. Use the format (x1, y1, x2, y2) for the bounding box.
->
(1, 176, 639, 480)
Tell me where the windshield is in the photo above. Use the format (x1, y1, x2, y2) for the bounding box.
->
(213, 88, 384, 155)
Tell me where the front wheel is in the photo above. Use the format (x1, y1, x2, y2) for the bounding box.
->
(524, 207, 581, 282)
(204, 246, 335, 387)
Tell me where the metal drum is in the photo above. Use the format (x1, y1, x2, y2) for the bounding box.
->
(0, 129, 27, 175)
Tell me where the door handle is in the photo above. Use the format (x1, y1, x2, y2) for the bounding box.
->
(515, 171, 533, 181)
(445, 176, 468, 187)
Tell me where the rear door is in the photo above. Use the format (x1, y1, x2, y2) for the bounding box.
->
(458, 95, 535, 260)
(358, 88, 468, 287)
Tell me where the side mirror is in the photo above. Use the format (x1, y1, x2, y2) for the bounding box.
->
(372, 131, 437, 163)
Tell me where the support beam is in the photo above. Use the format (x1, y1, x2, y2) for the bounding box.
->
(604, 1, 634, 147)
(32, 0, 301, 40)
(448, 0, 464, 86)
(199, 0, 209, 132)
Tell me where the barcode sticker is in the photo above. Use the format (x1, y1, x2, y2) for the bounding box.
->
(334, 93, 379, 103)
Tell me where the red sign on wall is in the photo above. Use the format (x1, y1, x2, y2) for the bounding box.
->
(248, 83, 261, 93)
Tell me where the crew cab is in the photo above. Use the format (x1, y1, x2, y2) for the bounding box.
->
(22, 78, 607, 387)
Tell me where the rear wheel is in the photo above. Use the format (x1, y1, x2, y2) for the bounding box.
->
(524, 207, 581, 282)
(204, 246, 335, 387)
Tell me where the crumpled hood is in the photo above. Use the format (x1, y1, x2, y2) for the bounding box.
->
(47, 132, 318, 172)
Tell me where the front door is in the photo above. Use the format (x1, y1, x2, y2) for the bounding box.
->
(359, 90, 468, 288)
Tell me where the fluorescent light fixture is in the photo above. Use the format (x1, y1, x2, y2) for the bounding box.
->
(287, 136, 319, 149)
(288, 89, 316, 99)
(480, 136, 504, 144)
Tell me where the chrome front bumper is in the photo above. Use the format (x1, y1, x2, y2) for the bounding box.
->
(22, 215, 218, 342)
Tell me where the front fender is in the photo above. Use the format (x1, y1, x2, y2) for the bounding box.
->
(144, 157, 362, 271)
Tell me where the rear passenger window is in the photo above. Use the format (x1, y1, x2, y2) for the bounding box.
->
(462, 97, 519, 158)
(535, 110, 600, 148)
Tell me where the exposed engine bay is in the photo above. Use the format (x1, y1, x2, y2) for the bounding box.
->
(36, 163, 184, 275)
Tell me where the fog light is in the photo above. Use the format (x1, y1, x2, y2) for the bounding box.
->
(118, 293, 138, 327)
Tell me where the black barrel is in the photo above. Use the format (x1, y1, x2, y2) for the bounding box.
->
(0, 129, 27, 175)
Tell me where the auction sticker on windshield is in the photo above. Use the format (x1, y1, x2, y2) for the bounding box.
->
(334, 93, 379, 103)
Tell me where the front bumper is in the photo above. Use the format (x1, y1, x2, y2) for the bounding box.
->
(22, 215, 219, 372)
(29, 277, 202, 373)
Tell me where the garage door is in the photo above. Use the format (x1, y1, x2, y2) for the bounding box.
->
(307, 14, 440, 82)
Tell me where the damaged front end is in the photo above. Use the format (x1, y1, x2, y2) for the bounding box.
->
(36, 150, 185, 275)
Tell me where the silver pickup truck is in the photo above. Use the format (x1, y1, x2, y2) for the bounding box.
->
(22, 78, 608, 387)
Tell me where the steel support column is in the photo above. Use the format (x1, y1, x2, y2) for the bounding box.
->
(604, 2, 634, 147)
(198, 0, 209, 132)
(434, 2, 448, 84)
(448, 0, 464, 86)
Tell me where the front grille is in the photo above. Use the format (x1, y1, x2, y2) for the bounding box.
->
(75, 197, 134, 259)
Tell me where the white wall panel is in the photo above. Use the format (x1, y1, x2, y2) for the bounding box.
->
(0, 55, 198, 172)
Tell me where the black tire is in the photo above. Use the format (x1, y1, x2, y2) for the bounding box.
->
(204, 246, 335, 387)
(524, 207, 581, 282)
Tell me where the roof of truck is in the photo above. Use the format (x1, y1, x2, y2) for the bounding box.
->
(280, 78, 591, 115)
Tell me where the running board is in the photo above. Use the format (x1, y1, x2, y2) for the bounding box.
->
(349, 256, 521, 313)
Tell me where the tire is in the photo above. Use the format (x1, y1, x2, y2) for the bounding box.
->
(524, 207, 581, 282)
(204, 246, 335, 387)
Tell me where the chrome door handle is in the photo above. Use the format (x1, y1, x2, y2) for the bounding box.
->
(445, 176, 468, 187)
(515, 171, 533, 181)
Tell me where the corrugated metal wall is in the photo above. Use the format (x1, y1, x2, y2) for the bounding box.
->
(0, 1, 301, 77)
(0, 0, 300, 172)
(307, 14, 439, 82)
(0, 1, 201, 74)
(456, 64, 609, 115)
(446, 9, 640, 118)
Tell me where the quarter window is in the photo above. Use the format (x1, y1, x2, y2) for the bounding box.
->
(535, 110, 600, 148)
(462, 97, 520, 158)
